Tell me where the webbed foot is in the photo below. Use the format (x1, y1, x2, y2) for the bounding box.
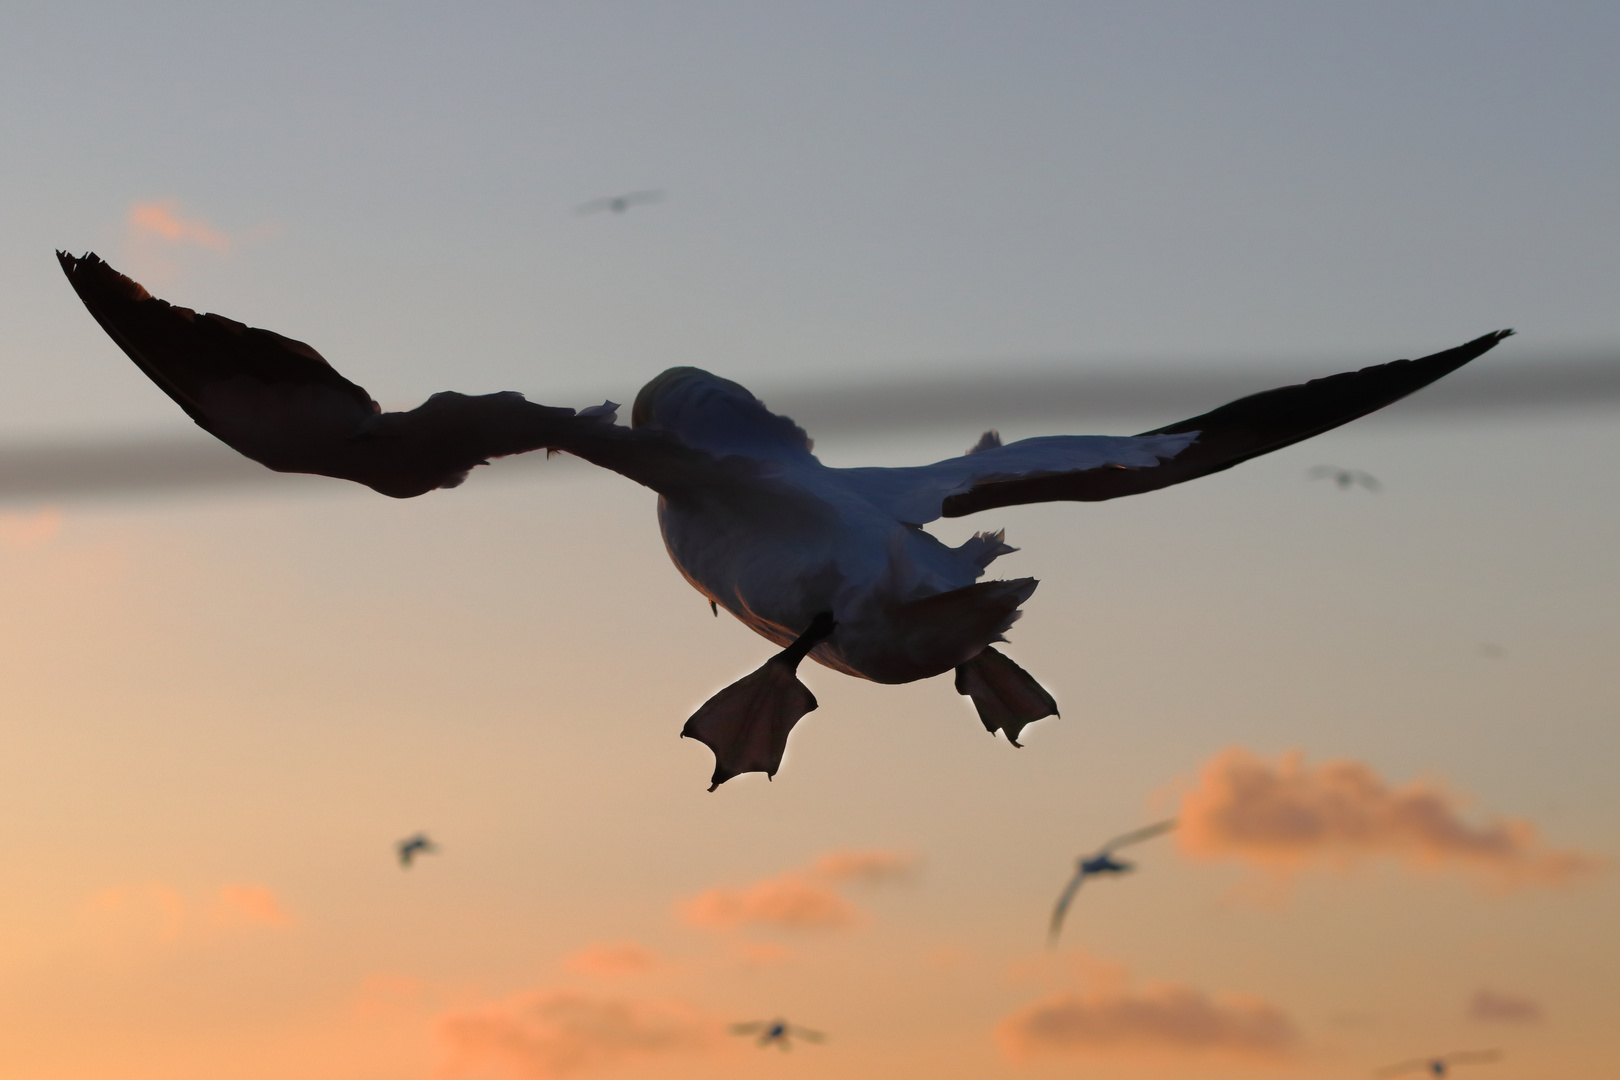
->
(681, 613, 835, 790)
(954, 646, 1058, 747)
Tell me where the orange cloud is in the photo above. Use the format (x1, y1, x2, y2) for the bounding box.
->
(563, 942, 661, 977)
(811, 848, 919, 884)
(680, 873, 857, 931)
(85, 881, 291, 940)
(209, 884, 292, 928)
(438, 990, 717, 1079)
(997, 983, 1299, 1063)
(128, 199, 231, 251)
(1177, 748, 1599, 889)
(678, 847, 916, 932)
(1468, 988, 1544, 1024)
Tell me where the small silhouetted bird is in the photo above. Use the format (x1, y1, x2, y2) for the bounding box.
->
(396, 833, 438, 868)
(1048, 819, 1176, 946)
(575, 190, 664, 216)
(1375, 1050, 1501, 1077)
(1309, 464, 1381, 491)
(730, 1018, 826, 1050)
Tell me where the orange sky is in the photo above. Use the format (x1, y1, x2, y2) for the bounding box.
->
(0, 433, 1613, 1078)
(2, 5, 1618, 1078)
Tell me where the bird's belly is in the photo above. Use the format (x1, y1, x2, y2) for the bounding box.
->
(658, 496, 1028, 685)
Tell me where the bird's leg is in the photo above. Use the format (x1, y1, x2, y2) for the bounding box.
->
(681, 612, 836, 791)
(954, 646, 1058, 747)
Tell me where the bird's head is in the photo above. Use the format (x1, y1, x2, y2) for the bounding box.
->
(632, 367, 813, 458)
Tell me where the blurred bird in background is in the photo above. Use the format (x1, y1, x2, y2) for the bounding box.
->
(396, 833, 438, 868)
(1376, 1049, 1501, 1077)
(1309, 464, 1382, 491)
(1048, 819, 1176, 947)
(729, 1018, 826, 1050)
(574, 190, 664, 215)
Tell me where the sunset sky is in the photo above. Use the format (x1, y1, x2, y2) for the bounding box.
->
(1, 4, 1617, 1079)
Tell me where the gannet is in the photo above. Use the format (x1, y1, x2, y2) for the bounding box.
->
(1308, 463, 1382, 491)
(1376, 1050, 1501, 1077)
(1048, 819, 1176, 947)
(57, 252, 1512, 790)
(574, 190, 664, 216)
(729, 1018, 826, 1050)
(396, 832, 438, 868)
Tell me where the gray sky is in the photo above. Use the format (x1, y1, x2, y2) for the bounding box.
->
(3, 2, 1617, 439)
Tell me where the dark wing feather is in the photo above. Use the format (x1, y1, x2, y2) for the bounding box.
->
(1441, 1050, 1501, 1066)
(1047, 868, 1086, 947)
(940, 331, 1512, 518)
(1100, 819, 1177, 854)
(58, 252, 734, 499)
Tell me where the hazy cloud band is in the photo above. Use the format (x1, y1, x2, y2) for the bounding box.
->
(6, 350, 1615, 502)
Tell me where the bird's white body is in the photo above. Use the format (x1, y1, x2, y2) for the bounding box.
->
(638, 367, 1196, 683)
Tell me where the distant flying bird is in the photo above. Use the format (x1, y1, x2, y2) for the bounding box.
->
(57, 251, 1511, 790)
(730, 1019, 826, 1050)
(574, 190, 664, 215)
(1048, 819, 1176, 946)
(396, 832, 437, 868)
(1308, 464, 1381, 491)
(1375, 1050, 1501, 1077)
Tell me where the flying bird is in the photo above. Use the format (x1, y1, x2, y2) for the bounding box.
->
(56, 251, 1512, 790)
(1375, 1050, 1501, 1077)
(1308, 464, 1381, 491)
(730, 1018, 826, 1050)
(1048, 819, 1176, 946)
(574, 190, 664, 215)
(396, 832, 438, 868)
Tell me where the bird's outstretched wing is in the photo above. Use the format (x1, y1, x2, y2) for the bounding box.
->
(1374, 1052, 1499, 1078)
(1047, 867, 1087, 947)
(58, 252, 737, 498)
(728, 1022, 767, 1036)
(1101, 818, 1177, 854)
(1442, 1050, 1502, 1067)
(934, 331, 1512, 519)
(788, 1025, 827, 1043)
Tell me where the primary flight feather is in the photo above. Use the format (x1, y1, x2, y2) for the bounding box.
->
(57, 252, 1511, 789)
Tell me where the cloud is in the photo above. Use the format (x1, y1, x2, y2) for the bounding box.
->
(1467, 989, 1544, 1024)
(128, 200, 232, 251)
(563, 942, 661, 977)
(209, 884, 291, 928)
(997, 983, 1299, 1063)
(438, 990, 717, 1079)
(810, 848, 919, 885)
(680, 873, 857, 931)
(85, 881, 291, 941)
(1176, 748, 1600, 889)
(678, 847, 916, 932)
